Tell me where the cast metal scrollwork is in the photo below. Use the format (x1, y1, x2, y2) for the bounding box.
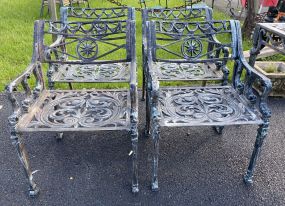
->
(55, 63, 130, 82)
(158, 87, 262, 126)
(76, 37, 98, 62)
(181, 38, 202, 59)
(66, 7, 130, 20)
(25, 91, 129, 130)
(152, 62, 223, 80)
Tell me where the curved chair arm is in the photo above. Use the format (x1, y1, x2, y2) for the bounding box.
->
(234, 21, 272, 120)
(44, 35, 67, 62)
(6, 62, 45, 133)
(129, 20, 138, 124)
(239, 57, 272, 120)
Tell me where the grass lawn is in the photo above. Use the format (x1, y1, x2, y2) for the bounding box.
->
(0, 0, 251, 91)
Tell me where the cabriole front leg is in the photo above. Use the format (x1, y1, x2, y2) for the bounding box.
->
(144, 86, 151, 138)
(151, 119, 160, 191)
(141, 45, 146, 101)
(11, 133, 39, 197)
(131, 127, 139, 193)
(213, 126, 224, 134)
(244, 122, 269, 185)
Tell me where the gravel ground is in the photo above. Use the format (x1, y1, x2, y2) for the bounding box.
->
(0, 92, 285, 205)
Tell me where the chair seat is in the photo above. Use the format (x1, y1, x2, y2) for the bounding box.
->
(17, 89, 131, 132)
(51, 63, 130, 83)
(152, 62, 223, 81)
(158, 86, 263, 127)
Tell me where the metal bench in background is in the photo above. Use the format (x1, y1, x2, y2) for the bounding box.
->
(40, 0, 90, 17)
(145, 19, 272, 191)
(6, 19, 138, 197)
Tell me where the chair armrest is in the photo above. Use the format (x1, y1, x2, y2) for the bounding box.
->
(234, 20, 272, 120)
(147, 60, 160, 120)
(130, 59, 138, 111)
(145, 20, 160, 119)
(130, 60, 138, 130)
(142, 37, 147, 67)
(233, 55, 272, 120)
(129, 19, 138, 125)
(44, 35, 67, 62)
(6, 62, 45, 133)
(239, 57, 272, 120)
(49, 35, 65, 48)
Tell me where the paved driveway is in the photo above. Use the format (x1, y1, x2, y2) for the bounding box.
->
(0, 92, 285, 205)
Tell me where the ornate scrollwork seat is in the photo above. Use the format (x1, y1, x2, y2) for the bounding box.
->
(17, 89, 131, 132)
(146, 20, 272, 191)
(6, 19, 138, 197)
(157, 86, 263, 127)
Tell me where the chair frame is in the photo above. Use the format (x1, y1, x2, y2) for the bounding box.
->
(6, 19, 139, 197)
(145, 19, 272, 191)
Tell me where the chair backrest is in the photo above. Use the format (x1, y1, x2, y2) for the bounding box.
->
(142, 5, 212, 23)
(142, 6, 213, 42)
(147, 20, 238, 64)
(60, 7, 135, 22)
(38, 20, 135, 64)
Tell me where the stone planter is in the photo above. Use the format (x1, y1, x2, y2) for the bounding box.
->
(254, 61, 285, 97)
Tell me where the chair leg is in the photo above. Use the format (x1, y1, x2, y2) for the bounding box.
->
(55, 133, 64, 141)
(141, 46, 146, 101)
(244, 123, 269, 184)
(85, 0, 90, 7)
(40, 0, 45, 17)
(151, 120, 160, 191)
(213, 126, 224, 134)
(11, 133, 40, 197)
(48, 81, 55, 90)
(68, 83, 73, 90)
(142, 70, 146, 101)
(144, 89, 150, 138)
(131, 126, 139, 193)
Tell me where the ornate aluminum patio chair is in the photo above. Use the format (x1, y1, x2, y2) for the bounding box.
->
(46, 7, 135, 90)
(6, 19, 138, 197)
(145, 20, 272, 191)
